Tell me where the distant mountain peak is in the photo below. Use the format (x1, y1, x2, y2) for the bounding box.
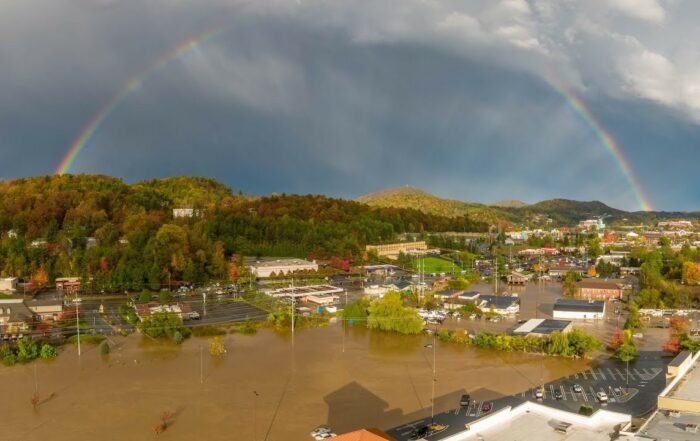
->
(356, 186, 500, 223)
(491, 199, 528, 208)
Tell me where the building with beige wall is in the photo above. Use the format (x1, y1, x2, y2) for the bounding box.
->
(365, 241, 427, 259)
(576, 280, 624, 300)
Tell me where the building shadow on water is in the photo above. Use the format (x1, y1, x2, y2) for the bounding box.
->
(324, 381, 479, 434)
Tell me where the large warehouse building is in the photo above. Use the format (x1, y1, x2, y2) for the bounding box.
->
(552, 299, 605, 320)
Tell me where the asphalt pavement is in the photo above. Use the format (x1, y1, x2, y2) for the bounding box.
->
(386, 351, 671, 441)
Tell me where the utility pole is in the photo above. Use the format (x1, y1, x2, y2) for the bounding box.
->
(73, 297, 82, 358)
(200, 345, 203, 384)
(424, 331, 437, 424)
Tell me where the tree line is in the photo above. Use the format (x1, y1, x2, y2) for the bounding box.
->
(0, 175, 487, 292)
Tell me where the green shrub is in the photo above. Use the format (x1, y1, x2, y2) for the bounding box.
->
(39, 344, 58, 359)
(239, 320, 257, 335)
(139, 291, 152, 303)
(579, 404, 594, 416)
(16, 337, 39, 362)
(191, 325, 226, 337)
(99, 341, 110, 355)
(173, 331, 184, 345)
(3, 354, 17, 366)
(437, 329, 451, 342)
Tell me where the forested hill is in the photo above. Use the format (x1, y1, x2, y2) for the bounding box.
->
(0, 175, 486, 290)
(358, 187, 700, 225)
(356, 186, 503, 224)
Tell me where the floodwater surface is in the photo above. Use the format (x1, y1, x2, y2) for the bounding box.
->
(0, 321, 589, 441)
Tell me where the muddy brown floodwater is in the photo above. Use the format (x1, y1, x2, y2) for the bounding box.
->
(0, 321, 589, 441)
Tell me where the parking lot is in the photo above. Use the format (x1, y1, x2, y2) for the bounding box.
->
(386, 351, 671, 441)
(524, 351, 668, 416)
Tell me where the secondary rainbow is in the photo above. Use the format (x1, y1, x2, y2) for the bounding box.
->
(55, 27, 225, 175)
(545, 76, 653, 212)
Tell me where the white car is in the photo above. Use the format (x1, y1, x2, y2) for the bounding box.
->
(596, 392, 608, 402)
(313, 433, 336, 440)
(311, 426, 331, 438)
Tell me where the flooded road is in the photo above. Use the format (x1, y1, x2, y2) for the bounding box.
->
(1, 321, 588, 441)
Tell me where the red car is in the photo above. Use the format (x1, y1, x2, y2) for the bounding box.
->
(481, 402, 492, 413)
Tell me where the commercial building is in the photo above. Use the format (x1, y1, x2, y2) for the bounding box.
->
(552, 299, 605, 320)
(365, 241, 427, 260)
(512, 318, 573, 337)
(55, 277, 81, 292)
(0, 277, 18, 292)
(249, 259, 319, 278)
(0, 298, 35, 333)
(637, 351, 700, 440)
(478, 295, 520, 315)
(576, 280, 624, 300)
(26, 299, 64, 321)
(265, 284, 343, 304)
(548, 266, 585, 278)
(507, 272, 529, 285)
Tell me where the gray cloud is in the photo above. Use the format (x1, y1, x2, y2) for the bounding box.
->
(0, 0, 698, 211)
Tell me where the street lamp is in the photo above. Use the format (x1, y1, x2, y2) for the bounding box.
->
(424, 333, 436, 424)
(253, 390, 259, 441)
(72, 297, 82, 357)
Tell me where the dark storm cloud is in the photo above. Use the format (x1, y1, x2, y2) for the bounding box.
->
(1, 0, 699, 211)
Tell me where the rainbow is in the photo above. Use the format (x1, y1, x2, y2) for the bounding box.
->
(56, 30, 654, 212)
(545, 76, 653, 212)
(55, 27, 225, 175)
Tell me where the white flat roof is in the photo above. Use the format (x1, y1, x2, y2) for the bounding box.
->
(471, 411, 617, 441)
(251, 259, 316, 268)
(670, 360, 700, 402)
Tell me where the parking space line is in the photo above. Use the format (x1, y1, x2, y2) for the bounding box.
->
(597, 369, 606, 380)
(589, 370, 598, 381)
(633, 368, 644, 377)
(581, 389, 588, 402)
(589, 387, 597, 401)
(615, 368, 625, 377)
(607, 368, 616, 380)
(549, 385, 555, 399)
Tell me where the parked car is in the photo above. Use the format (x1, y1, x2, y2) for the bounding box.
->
(409, 426, 429, 440)
(535, 389, 543, 399)
(310, 426, 331, 438)
(460, 394, 471, 407)
(596, 392, 608, 402)
(481, 402, 492, 413)
(572, 384, 582, 393)
(554, 389, 563, 400)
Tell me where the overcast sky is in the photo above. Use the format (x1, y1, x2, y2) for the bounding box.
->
(1, 0, 698, 211)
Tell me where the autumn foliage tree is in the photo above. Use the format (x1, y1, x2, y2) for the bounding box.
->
(608, 329, 625, 351)
(682, 262, 700, 286)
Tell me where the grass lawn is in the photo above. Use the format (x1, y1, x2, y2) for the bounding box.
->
(411, 256, 456, 273)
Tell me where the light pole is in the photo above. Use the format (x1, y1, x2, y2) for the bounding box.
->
(73, 297, 82, 357)
(253, 390, 259, 441)
(424, 331, 436, 424)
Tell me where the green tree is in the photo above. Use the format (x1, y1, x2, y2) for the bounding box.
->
(39, 344, 58, 359)
(614, 333, 637, 362)
(624, 304, 642, 330)
(208, 336, 226, 356)
(367, 291, 423, 334)
(562, 271, 581, 297)
(15, 337, 39, 362)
